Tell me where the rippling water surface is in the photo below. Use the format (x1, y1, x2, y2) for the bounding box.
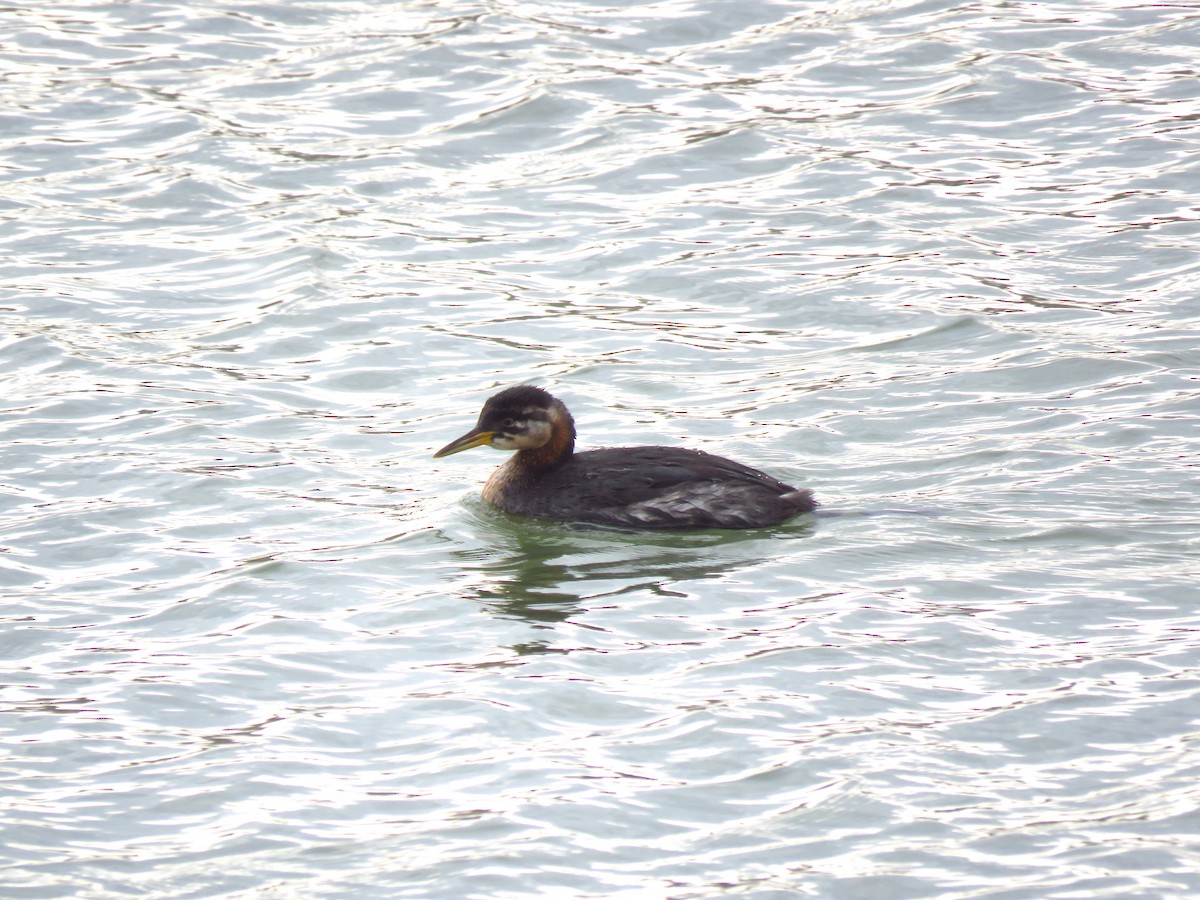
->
(4, 1, 1200, 897)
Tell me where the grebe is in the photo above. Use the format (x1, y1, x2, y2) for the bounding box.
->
(433, 386, 815, 529)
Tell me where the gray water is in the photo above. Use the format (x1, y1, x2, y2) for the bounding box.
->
(3, 1, 1200, 897)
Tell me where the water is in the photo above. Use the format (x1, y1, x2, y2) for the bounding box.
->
(3, 1, 1200, 897)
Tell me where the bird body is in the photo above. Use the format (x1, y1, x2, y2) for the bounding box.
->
(434, 386, 814, 530)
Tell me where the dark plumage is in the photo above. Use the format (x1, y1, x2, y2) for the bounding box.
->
(433, 386, 814, 530)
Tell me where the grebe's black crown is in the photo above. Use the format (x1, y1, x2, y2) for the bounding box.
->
(483, 385, 555, 415)
(476, 385, 558, 431)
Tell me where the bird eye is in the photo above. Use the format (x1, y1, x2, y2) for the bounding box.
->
(501, 417, 515, 429)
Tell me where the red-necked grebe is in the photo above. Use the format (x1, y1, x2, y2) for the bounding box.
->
(433, 386, 815, 529)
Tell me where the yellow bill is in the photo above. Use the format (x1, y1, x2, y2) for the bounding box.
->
(433, 429, 495, 458)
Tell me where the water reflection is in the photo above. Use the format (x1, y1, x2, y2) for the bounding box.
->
(446, 500, 814, 654)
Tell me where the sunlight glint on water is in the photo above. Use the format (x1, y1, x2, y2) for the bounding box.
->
(2, 2, 1199, 898)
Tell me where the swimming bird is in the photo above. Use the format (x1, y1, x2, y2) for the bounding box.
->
(433, 386, 814, 529)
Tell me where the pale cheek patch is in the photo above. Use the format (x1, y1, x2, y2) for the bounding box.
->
(493, 420, 551, 450)
(515, 420, 552, 448)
